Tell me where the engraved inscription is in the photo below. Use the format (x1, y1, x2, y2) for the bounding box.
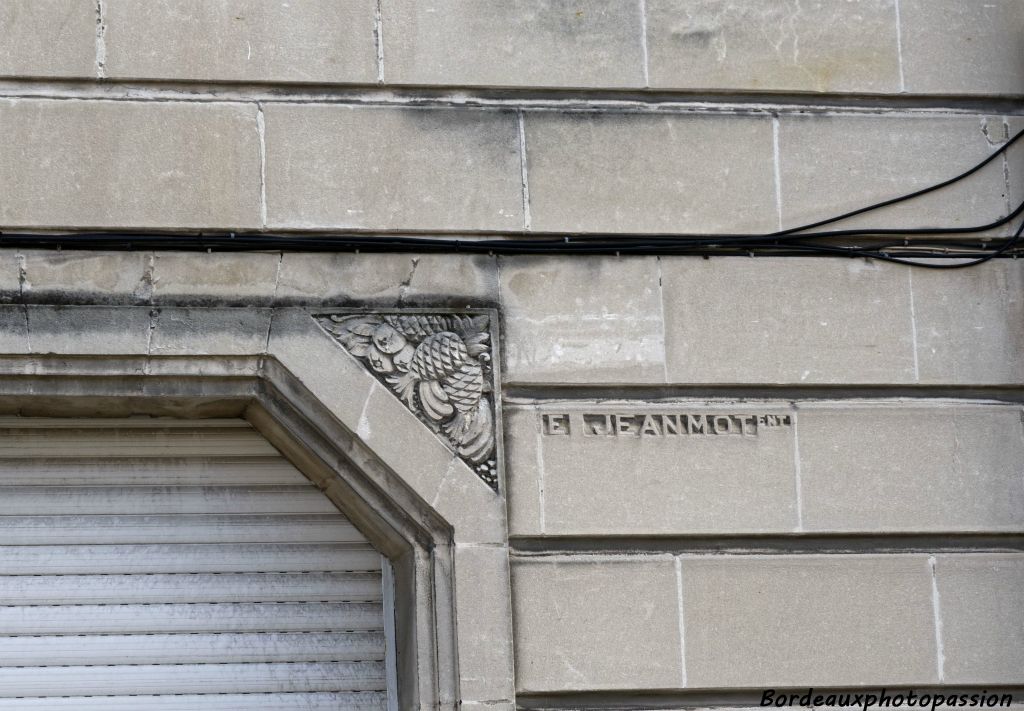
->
(542, 412, 792, 438)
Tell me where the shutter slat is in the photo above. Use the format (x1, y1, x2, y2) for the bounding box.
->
(0, 662, 387, 696)
(0, 486, 338, 515)
(0, 458, 309, 486)
(0, 572, 383, 605)
(0, 429, 281, 458)
(0, 632, 386, 665)
(0, 692, 388, 710)
(0, 602, 385, 635)
(0, 544, 382, 574)
(0, 514, 363, 544)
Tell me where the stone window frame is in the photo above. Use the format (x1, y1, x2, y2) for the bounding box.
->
(0, 304, 514, 710)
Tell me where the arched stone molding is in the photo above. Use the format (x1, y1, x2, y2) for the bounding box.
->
(0, 303, 515, 711)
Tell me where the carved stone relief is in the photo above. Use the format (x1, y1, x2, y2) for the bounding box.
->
(315, 311, 500, 491)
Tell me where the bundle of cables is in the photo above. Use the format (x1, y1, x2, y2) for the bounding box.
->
(2, 127, 1022, 270)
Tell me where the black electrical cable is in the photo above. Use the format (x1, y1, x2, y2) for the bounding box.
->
(774, 126, 1024, 236)
(1, 128, 1022, 266)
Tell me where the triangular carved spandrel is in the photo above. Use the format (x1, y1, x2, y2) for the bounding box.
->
(314, 311, 500, 491)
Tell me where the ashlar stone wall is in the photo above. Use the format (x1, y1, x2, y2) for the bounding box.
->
(0, 1, 1022, 710)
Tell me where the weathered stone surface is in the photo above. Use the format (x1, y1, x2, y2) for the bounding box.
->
(151, 252, 280, 306)
(911, 261, 1024, 384)
(504, 407, 544, 536)
(149, 307, 271, 356)
(25, 305, 150, 355)
(383, 0, 644, 88)
(0, 306, 30, 354)
(354, 380, 462, 508)
(454, 545, 515, 702)
(900, 0, 1024, 96)
(265, 106, 522, 232)
(646, 0, 901, 93)
(524, 112, 776, 233)
(778, 115, 1010, 233)
(799, 403, 1024, 533)
(0, 100, 261, 230)
(682, 555, 938, 686)
(936, 554, 1024, 683)
(266, 309, 378, 433)
(276, 253, 499, 305)
(499, 256, 665, 384)
(661, 258, 916, 384)
(512, 557, 682, 691)
(19, 250, 153, 304)
(0, 252, 23, 304)
(506, 402, 798, 536)
(430, 457, 507, 545)
(103, 0, 377, 83)
(0, 0, 95, 78)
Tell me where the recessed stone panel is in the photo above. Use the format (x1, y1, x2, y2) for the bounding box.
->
(661, 257, 916, 384)
(799, 403, 1024, 533)
(682, 555, 938, 687)
(511, 557, 682, 692)
(0, 100, 262, 231)
(646, 0, 901, 93)
(103, 0, 377, 83)
(911, 261, 1024, 385)
(506, 402, 798, 536)
(900, 0, 1024, 96)
(499, 256, 666, 384)
(264, 105, 523, 232)
(0, 1, 95, 78)
(524, 112, 777, 234)
(383, 0, 645, 88)
(936, 554, 1024, 683)
(778, 115, 1011, 234)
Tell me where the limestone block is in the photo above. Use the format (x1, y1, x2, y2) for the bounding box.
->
(276, 253, 499, 305)
(151, 252, 281, 306)
(646, 0, 901, 93)
(266, 309, 378, 434)
(0, 306, 30, 354)
(505, 402, 798, 537)
(911, 261, 1024, 384)
(148, 307, 271, 356)
(900, 0, 1024, 96)
(354, 380, 462, 509)
(935, 554, 1024, 683)
(511, 557, 682, 691)
(778, 115, 1011, 233)
(19, 250, 153, 304)
(264, 106, 523, 232)
(382, 0, 644, 88)
(503, 407, 544, 536)
(799, 403, 1024, 533)
(660, 257, 916, 384)
(453, 545, 515, 702)
(798, 405, 1024, 532)
(25, 306, 150, 355)
(103, 0, 377, 83)
(0, 252, 23, 304)
(0, 100, 261, 230)
(682, 555, 938, 687)
(524, 112, 776, 233)
(0, 0, 95, 78)
(499, 256, 665, 384)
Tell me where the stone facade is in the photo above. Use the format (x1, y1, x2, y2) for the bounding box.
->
(0, 2, 1022, 710)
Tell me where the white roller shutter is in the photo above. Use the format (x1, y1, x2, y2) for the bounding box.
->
(0, 418, 390, 711)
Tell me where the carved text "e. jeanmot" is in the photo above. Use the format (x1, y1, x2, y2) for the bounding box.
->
(541, 413, 792, 438)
